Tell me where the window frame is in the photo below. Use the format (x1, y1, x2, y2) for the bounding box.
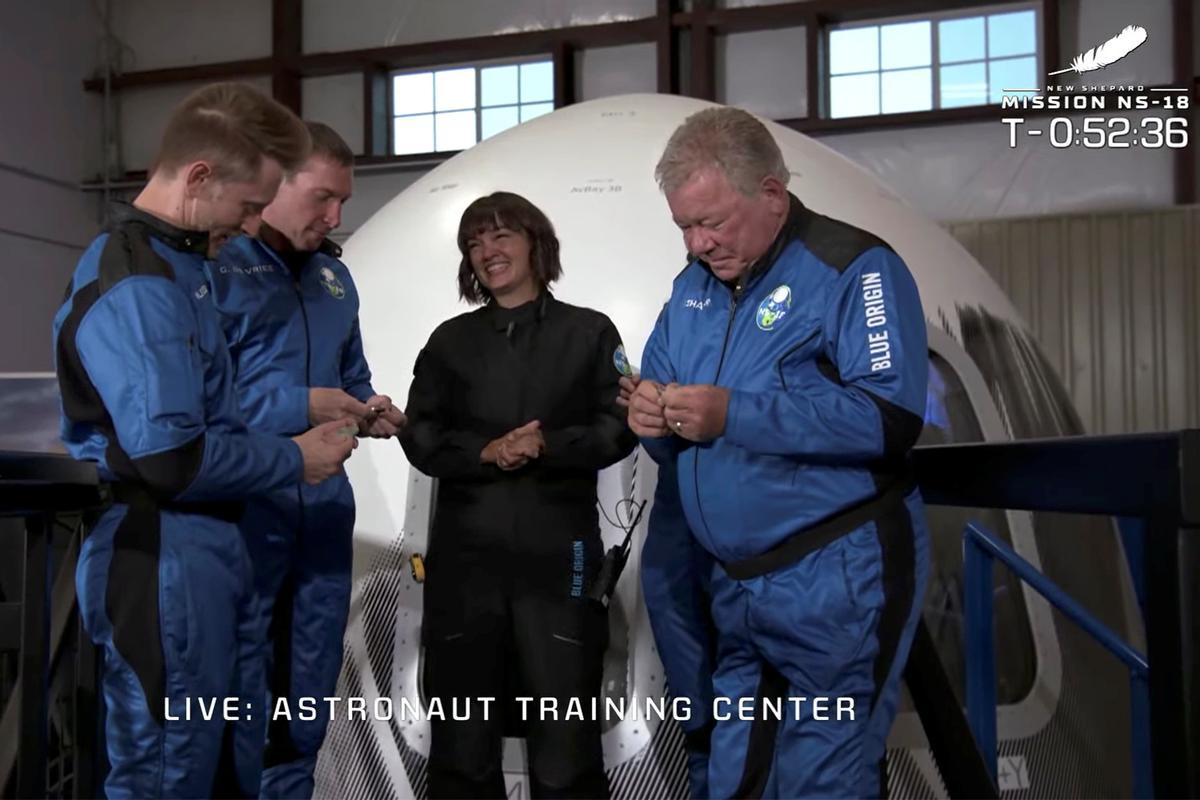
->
(388, 55, 556, 157)
(824, 2, 1042, 120)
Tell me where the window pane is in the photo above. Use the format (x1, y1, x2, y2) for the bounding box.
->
(939, 16, 985, 64)
(520, 61, 553, 103)
(940, 62, 987, 108)
(393, 114, 433, 155)
(481, 105, 520, 139)
(829, 27, 879, 75)
(481, 65, 519, 107)
(520, 102, 554, 123)
(881, 67, 931, 113)
(434, 67, 475, 112)
(916, 353, 1037, 707)
(829, 73, 880, 118)
(881, 21, 930, 70)
(434, 109, 477, 151)
(988, 56, 1037, 103)
(393, 72, 433, 116)
(988, 10, 1036, 58)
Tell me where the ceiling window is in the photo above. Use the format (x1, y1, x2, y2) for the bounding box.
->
(391, 59, 553, 156)
(828, 5, 1038, 119)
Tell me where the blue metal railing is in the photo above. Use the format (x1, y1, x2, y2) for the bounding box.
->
(963, 522, 1152, 799)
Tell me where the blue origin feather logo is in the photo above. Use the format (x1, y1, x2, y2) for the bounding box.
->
(756, 285, 792, 331)
(1048, 25, 1147, 76)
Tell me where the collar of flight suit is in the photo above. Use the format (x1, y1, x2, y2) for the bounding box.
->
(485, 289, 552, 331)
(255, 221, 343, 264)
(106, 201, 210, 256)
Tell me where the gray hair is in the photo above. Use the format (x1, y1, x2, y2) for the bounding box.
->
(655, 107, 789, 196)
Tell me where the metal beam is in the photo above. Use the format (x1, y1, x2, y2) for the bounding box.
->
(552, 40, 575, 108)
(85, 20, 658, 93)
(688, 0, 715, 101)
(15, 515, 48, 798)
(1041, 0, 1060, 92)
(1172, 0, 1195, 204)
(362, 67, 389, 157)
(805, 12, 821, 120)
(82, 58, 276, 91)
(655, 0, 679, 94)
(271, 0, 303, 113)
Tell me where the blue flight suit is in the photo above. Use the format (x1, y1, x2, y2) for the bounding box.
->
(209, 233, 375, 799)
(640, 457, 716, 798)
(54, 203, 303, 798)
(639, 195, 931, 799)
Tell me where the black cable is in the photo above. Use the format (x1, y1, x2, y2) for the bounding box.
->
(597, 497, 646, 538)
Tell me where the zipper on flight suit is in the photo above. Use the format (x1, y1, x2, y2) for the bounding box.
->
(293, 270, 312, 528)
(505, 317, 528, 575)
(691, 281, 743, 544)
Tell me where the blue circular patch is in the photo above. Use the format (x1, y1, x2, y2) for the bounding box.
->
(756, 285, 792, 331)
(319, 266, 346, 299)
(613, 344, 633, 377)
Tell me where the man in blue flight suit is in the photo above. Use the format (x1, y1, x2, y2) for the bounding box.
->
(54, 83, 358, 799)
(625, 107, 931, 799)
(209, 121, 405, 799)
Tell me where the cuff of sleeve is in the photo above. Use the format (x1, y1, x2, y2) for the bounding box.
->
(542, 428, 583, 458)
(639, 435, 678, 465)
(284, 437, 304, 483)
(452, 433, 494, 475)
(723, 389, 754, 449)
(347, 384, 376, 404)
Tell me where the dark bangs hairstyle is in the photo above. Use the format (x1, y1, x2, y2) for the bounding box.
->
(456, 191, 562, 304)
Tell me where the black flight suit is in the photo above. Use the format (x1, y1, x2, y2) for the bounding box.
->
(401, 292, 637, 799)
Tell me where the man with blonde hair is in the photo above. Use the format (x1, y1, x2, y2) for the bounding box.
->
(624, 106, 931, 798)
(210, 120, 405, 798)
(54, 82, 358, 798)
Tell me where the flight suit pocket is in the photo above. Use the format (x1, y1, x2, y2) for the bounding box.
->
(154, 553, 198, 715)
(775, 324, 826, 391)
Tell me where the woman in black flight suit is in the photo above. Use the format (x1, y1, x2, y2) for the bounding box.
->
(401, 191, 637, 799)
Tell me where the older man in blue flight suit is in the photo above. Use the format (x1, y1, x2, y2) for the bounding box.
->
(54, 84, 356, 799)
(209, 122, 404, 799)
(625, 107, 931, 799)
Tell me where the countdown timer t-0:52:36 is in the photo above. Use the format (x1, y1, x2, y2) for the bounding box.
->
(1002, 115, 1189, 148)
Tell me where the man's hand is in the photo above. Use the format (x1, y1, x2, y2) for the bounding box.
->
(481, 420, 545, 471)
(661, 384, 730, 443)
(627, 379, 670, 438)
(616, 375, 639, 408)
(309, 387, 371, 426)
(293, 418, 358, 484)
(360, 394, 407, 438)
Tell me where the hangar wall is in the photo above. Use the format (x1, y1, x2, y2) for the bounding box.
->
(0, 2, 101, 373)
(948, 206, 1200, 433)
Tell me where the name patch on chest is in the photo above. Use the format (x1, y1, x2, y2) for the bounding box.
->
(861, 272, 891, 372)
(218, 263, 276, 276)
